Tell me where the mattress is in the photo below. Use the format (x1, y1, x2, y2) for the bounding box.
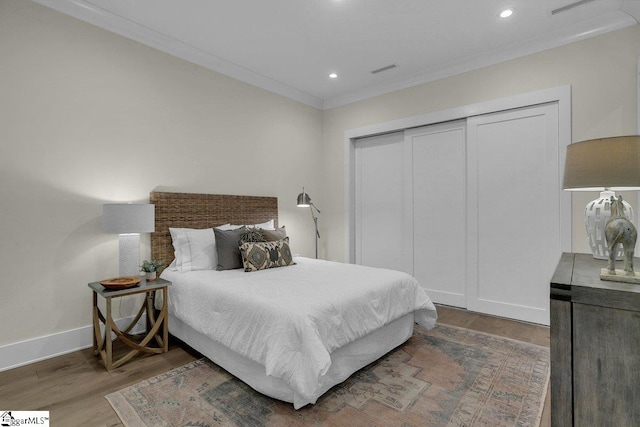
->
(161, 257, 437, 408)
(169, 311, 416, 406)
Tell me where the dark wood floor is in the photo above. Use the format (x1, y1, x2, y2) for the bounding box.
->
(0, 305, 550, 426)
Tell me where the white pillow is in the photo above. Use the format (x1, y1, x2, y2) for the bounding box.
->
(175, 233, 191, 271)
(221, 219, 275, 231)
(251, 219, 275, 230)
(169, 228, 187, 270)
(214, 223, 237, 231)
(169, 227, 217, 272)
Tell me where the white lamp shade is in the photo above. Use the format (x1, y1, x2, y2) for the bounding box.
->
(103, 204, 155, 234)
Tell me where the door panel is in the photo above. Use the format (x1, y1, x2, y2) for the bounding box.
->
(353, 102, 562, 325)
(354, 132, 412, 274)
(409, 120, 466, 306)
(467, 103, 560, 325)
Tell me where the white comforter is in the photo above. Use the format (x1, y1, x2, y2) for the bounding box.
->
(161, 257, 437, 407)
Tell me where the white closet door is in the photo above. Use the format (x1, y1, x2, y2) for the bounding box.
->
(354, 132, 412, 274)
(467, 103, 560, 325)
(409, 120, 467, 306)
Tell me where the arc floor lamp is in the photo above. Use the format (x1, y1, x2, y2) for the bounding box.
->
(297, 188, 320, 259)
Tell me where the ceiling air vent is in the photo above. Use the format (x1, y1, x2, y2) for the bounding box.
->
(551, 0, 597, 15)
(371, 64, 397, 74)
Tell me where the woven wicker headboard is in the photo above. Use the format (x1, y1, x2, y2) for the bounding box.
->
(150, 191, 279, 269)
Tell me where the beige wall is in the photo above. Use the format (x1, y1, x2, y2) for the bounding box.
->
(2, 0, 639, 351)
(0, 1, 322, 347)
(321, 24, 640, 262)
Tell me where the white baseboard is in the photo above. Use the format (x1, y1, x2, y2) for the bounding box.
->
(0, 317, 145, 372)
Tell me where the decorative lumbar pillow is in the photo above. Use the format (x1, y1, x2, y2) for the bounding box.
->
(261, 226, 286, 242)
(240, 238, 295, 272)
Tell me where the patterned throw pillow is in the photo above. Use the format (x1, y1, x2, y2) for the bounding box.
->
(239, 238, 295, 272)
(240, 227, 266, 243)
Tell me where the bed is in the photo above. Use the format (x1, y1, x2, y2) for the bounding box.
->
(150, 191, 437, 409)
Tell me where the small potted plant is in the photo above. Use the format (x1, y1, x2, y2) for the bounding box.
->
(140, 259, 163, 281)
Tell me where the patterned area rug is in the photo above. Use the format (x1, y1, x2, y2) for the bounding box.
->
(106, 324, 549, 427)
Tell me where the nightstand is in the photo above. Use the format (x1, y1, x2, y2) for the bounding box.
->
(89, 278, 170, 370)
(551, 253, 640, 426)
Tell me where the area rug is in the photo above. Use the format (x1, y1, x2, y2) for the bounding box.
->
(106, 324, 549, 427)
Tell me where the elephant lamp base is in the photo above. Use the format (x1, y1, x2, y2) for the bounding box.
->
(600, 268, 640, 284)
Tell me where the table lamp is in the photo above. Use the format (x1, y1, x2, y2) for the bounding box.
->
(563, 136, 640, 259)
(103, 203, 155, 276)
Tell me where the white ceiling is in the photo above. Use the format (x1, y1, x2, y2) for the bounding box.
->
(34, 0, 640, 109)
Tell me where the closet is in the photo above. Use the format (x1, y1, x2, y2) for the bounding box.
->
(354, 102, 562, 325)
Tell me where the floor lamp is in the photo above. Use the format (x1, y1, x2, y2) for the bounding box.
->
(297, 188, 320, 259)
(103, 203, 155, 276)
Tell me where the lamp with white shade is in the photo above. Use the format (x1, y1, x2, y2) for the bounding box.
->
(296, 188, 321, 259)
(563, 136, 640, 260)
(103, 203, 155, 276)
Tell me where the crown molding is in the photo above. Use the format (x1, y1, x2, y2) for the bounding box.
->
(32, 0, 325, 109)
(32, 1, 637, 111)
(323, 11, 636, 109)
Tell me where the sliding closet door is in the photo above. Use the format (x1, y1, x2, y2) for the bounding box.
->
(467, 103, 560, 325)
(354, 132, 412, 274)
(409, 120, 467, 307)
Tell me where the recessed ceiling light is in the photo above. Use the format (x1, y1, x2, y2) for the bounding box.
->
(329, 73, 338, 79)
(499, 8, 514, 18)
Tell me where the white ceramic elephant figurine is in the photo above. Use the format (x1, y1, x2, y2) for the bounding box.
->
(605, 195, 638, 275)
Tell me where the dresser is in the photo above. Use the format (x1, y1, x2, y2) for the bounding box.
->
(550, 253, 640, 426)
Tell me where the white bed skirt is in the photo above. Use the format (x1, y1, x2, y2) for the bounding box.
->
(169, 312, 416, 408)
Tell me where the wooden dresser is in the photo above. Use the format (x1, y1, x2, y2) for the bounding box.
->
(550, 253, 640, 426)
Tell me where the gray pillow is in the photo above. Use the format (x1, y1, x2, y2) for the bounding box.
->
(214, 228, 245, 270)
(261, 226, 287, 242)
